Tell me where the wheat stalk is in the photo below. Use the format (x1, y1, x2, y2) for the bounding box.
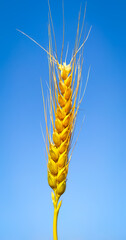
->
(17, 3, 91, 239)
(45, 8, 91, 239)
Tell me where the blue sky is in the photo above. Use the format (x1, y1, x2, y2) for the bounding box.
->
(0, 0, 126, 240)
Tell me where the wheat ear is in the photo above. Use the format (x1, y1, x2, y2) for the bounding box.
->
(17, 4, 91, 239)
(46, 6, 91, 239)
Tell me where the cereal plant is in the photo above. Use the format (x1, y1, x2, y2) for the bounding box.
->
(17, 3, 91, 239)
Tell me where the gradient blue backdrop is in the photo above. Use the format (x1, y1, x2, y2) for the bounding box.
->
(0, 0, 126, 239)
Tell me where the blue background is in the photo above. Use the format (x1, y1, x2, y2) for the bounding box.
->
(0, 0, 126, 239)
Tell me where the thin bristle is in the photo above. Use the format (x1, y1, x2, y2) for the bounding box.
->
(16, 28, 58, 64)
(60, 0, 64, 64)
(40, 79, 50, 145)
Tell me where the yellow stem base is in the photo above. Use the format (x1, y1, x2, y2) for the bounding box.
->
(53, 208, 58, 240)
(51, 192, 62, 240)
